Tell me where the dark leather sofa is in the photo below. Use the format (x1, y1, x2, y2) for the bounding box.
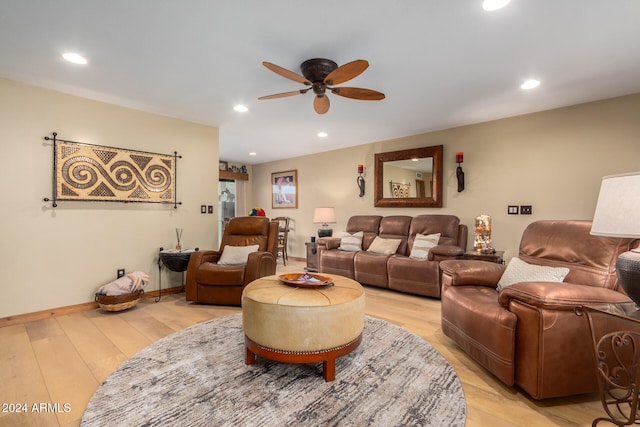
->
(440, 220, 635, 399)
(317, 215, 467, 298)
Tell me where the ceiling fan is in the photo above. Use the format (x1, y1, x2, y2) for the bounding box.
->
(258, 58, 385, 114)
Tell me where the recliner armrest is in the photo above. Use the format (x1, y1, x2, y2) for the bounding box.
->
(498, 281, 631, 310)
(188, 249, 221, 266)
(244, 251, 276, 284)
(428, 245, 465, 261)
(185, 249, 221, 301)
(440, 259, 504, 287)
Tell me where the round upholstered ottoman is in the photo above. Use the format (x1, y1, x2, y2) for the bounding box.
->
(242, 274, 365, 381)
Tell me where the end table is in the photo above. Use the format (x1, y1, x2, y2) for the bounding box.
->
(157, 248, 197, 301)
(305, 242, 318, 272)
(578, 302, 640, 426)
(461, 250, 504, 264)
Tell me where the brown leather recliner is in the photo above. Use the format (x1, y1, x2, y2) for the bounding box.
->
(440, 220, 635, 399)
(185, 216, 278, 305)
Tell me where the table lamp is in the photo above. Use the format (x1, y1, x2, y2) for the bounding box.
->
(590, 172, 640, 306)
(313, 207, 336, 238)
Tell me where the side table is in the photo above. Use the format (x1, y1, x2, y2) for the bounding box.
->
(305, 242, 318, 272)
(461, 250, 504, 264)
(578, 302, 640, 426)
(157, 248, 197, 302)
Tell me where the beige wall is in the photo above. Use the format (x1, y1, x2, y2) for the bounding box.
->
(0, 79, 219, 318)
(252, 93, 640, 261)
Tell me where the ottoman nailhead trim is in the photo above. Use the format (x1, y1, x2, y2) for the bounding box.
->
(253, 337, 361, 355)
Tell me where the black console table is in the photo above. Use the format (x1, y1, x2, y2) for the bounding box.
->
(157, 248, 197, 301)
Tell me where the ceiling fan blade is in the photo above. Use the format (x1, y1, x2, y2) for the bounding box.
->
(262, 61, 311, 85)
(324, 60, 369, 85)
(330, 87, 385, 101)
(258, 89, 310, 100)
(313, 95, 330, 115)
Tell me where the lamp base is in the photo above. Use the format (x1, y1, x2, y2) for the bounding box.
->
(617, 249, 640, 307)
(317, 228, 333, 238)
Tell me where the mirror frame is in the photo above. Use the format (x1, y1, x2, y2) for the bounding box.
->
(374, 145, 443, 208)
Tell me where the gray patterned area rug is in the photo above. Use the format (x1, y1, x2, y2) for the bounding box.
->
(81, 314, 466, 426)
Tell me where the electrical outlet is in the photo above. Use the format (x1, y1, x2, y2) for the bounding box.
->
(208, 205, 214, 214)
(117, 268, 125, 278)
(520, 205, 533, 215)
(508, 205, 519, 215)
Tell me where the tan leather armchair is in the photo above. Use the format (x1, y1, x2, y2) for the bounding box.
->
(440, 220, 635, 399)
(185, 216, 278, 305)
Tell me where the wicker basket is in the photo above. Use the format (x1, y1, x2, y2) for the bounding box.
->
(95, 289, 144, 312)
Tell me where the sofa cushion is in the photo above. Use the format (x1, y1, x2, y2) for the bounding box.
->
(409, 233, 441, 259)
(345, 216, 383, 251)
(367, 236, 402, 255)
(497, 257, 569, 292)
(388, 256, 441, 297)
(218, 245, 259, 265)
(409, 215, 460, 246)
(377, 216, 412, 254)
(339, 231, 363, 252)
(354, 251, 391, 287)
(196, 263, 245, 285)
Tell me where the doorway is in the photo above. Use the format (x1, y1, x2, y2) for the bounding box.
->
(218, 180, 236, 246)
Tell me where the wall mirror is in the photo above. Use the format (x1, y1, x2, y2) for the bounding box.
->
(374, 145, 443, 207)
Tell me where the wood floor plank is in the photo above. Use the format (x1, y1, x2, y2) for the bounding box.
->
(30, 334, 99, 426)
(88, 312, 152, 358)
(113, 302, 183, 342)
(0, 325, 57, 427)
(55, 313, 125, 383)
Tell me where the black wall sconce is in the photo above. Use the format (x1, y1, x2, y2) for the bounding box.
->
(357, 164, 365, 197)
(456, 152, 465, 192)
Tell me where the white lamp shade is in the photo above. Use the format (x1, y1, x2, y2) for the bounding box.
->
(591, 172, 640, 238)
(313, 207, 336, 224)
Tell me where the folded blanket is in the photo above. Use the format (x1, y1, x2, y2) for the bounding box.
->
(97, 271, 150, 296)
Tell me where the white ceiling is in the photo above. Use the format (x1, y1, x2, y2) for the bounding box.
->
(2, 1, 640, 165)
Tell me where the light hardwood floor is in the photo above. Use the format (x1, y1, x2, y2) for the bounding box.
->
(0, 259, 605, 426)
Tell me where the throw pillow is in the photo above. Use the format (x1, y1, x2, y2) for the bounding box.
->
(339, 231, 364, 252)
(218, 245, 259, 265)
(409, 233, 441, 259)
(497, 257, 570, 292)
(367, 236, 402, 255)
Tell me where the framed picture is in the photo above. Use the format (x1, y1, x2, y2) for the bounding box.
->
(219, 161, 228, 171)
(272, 170, 298, 209)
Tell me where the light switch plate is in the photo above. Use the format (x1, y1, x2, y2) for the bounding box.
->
(520, 205, 532, 215)
(508, 206, 519, 215)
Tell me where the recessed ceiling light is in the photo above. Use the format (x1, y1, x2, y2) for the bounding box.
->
(233, 104, 248, 113)
(521, 79, 541, 90)
(317, 132, 328, 138)
(62, 52, 87, 65)
(482, 0, 511, 11)
(249, 152, 257, 156)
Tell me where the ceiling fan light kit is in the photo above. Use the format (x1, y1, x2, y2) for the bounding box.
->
(259, 58, 385, 114)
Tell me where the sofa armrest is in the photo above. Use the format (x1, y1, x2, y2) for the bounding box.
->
(498, 281, 631, 310)
(428, 245, 465, 261)
(440, 259, 505, 287)
(317, 237, 341, 251)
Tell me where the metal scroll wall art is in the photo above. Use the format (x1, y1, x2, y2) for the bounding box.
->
(43, 132, 181, 208)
